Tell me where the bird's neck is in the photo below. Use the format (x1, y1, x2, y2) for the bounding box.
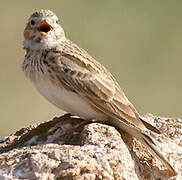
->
(23, 37, 66, 51)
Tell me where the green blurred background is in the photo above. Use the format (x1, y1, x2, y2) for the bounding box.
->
(0, 0, 182, 137)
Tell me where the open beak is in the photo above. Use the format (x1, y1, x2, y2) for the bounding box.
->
(38, 21, 52, 36)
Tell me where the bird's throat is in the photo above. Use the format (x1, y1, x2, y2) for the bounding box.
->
(23, 37, 66, 51)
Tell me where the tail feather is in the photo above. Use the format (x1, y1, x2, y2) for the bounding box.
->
(140, 117, 161, 134)
(116, 117, 176, 174)
(142, 133, 176, 174)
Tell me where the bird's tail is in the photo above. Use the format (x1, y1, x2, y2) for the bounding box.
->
(111, 116, 176, 174)
(140, 131, 175, 173)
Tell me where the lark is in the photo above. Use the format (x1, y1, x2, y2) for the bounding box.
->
(22, 9, 174, 172)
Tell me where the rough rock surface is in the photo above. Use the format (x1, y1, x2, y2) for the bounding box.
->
(0, 113, 181, 179)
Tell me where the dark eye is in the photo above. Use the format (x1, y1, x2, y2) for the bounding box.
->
(30, 20, 35, 26)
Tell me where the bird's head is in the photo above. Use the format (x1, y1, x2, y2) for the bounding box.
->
(23, 9, 65, 50)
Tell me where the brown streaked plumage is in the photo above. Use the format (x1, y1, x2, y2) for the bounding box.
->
(22, 9, 175, 173)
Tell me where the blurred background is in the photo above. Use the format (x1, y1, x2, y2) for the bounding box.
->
(0, 0, 182, 138)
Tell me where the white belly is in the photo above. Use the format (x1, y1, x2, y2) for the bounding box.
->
(32, 77, 105, 120)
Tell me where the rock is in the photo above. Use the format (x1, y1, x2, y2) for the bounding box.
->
(0, 113, 181, 179)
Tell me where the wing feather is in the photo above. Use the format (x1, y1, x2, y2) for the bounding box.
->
(52, 40, 147, 129)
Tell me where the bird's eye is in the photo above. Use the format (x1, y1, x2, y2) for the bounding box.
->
(30, 20, 35, 26)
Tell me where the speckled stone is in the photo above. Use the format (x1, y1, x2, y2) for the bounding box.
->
(0, 114, 181, 179)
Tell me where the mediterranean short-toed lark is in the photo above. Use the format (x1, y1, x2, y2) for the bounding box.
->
(22, 9, 174, 173)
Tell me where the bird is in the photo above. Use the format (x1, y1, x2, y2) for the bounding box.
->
(22, 9, 175, 173)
